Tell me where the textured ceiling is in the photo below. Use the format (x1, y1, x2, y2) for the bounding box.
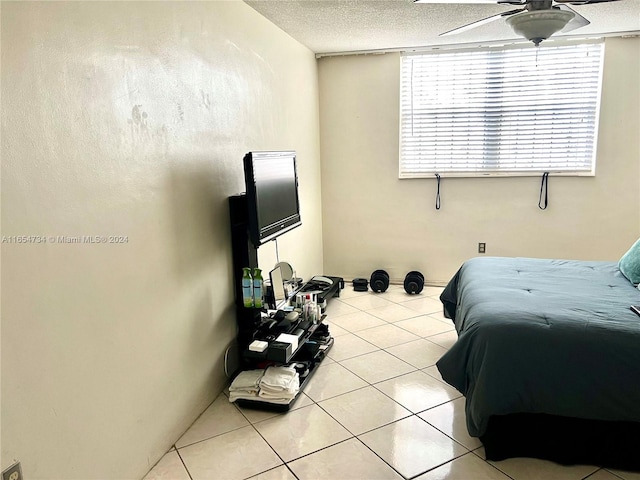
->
(244, 0, 640, 54)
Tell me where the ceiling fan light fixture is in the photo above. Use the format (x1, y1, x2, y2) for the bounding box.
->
(506, 10, 575, 46)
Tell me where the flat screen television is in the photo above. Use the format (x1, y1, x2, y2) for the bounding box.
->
(243, 150, 302, 246)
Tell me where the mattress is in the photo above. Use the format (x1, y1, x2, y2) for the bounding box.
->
(436, 257, 640, 438)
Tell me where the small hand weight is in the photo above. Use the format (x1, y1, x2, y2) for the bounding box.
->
(403, 271, 424, 294)
(370, 269, 390, 293)
(352, 278, 369, 292)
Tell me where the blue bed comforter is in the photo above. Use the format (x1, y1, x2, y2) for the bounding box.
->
(436, 257, 640, 437)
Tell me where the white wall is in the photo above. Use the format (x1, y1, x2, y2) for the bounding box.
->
(319, 37, 640, 284)
(0, 1, 322, 478)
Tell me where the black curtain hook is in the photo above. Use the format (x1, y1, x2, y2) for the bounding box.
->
(538, 172, 549, 210)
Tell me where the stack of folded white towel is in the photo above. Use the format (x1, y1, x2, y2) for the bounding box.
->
(228, 366, 300, 405)
(258, 366, 300, 404)
(228, 369, 264, 403)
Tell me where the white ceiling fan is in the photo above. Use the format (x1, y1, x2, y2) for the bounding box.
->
(414, 0, 621, 46)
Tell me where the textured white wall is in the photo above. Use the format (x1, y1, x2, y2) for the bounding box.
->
(1, 1, 321, 478)
(319, 37, 640, 285)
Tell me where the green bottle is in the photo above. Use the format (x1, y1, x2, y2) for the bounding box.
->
(253, 268, 264, 308)
(242, 268, 253, 308)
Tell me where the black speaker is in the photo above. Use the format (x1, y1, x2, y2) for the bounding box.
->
(404, 271, 424, 294)
(370, 269, 390, 293)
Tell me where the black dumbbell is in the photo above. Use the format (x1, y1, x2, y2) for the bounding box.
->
(352, 278, 369, 292)
(370, 270, 390, 293)
(404, 271, 424, 294)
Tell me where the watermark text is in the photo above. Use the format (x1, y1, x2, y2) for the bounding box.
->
(2, 235, 129, 245)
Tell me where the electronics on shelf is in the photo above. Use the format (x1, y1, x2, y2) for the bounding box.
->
(243, 151, 302, 247)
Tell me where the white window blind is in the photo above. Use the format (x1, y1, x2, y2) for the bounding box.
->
(399, 42, 604, 178)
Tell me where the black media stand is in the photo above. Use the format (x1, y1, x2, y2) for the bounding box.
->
(228, 194, 342, 411)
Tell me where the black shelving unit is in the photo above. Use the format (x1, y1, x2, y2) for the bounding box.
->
(228, 193, 338, 411)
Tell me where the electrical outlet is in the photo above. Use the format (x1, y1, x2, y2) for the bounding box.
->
(478, 243, 486, 254)
(2, 462, 22, 480)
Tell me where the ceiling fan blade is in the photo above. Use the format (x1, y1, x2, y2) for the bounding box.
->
(440, 8, 524, 36)
(556, 4, 591, 32)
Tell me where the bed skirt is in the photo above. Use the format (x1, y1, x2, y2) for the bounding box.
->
(481, 413, 640, 471)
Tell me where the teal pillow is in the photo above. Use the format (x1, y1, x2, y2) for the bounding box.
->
(619, 238, 640, 285)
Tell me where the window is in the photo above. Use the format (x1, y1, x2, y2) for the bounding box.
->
(399, 41, 604, 178)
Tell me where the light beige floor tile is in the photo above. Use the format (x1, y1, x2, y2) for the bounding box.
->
(290, 392, 314, 410)
(427, 330, 459, 349)
(340, 293, 396, 311)
(325, 333, 379, 362)
(400, 296, 444, 315)
(142, 450, 190, 480)
(288, 437, 404, 480)
(359, 416, 468, 478)
(376, 370, 461, 413)
(607, 469, 640, 480)
(355, 323, 421, 348)
(587, 471, 629, 480)
(235, 404, 282, 424)
(319, 355, 335, 365)
(473, 446, 487, 459)
(328, 310, 387, 333)
(318, 386, 412, 435)
(418, 397, 481, 450)
(235, 393, 313, 424)
(337, 287, 371, 300)
(324, 299, 360, 318)
(423, 365, 447, 383)
(423, 286, 446, 297)
(175, 394, 250, 448)
(386, 338, 449, 369)
(366, 302, 422, 322)
(253, 404, 352, 462)
(429, 310, 455, 324)
(303, 361, 368, 402)
(395, 315, 454, 337)
(179, 425, 282, 480)
(168, 289, 635, 480)
(381, 288, 423, 304)
(341, 349, 416, 384)
(323, 321, 349, 337)
(415, 452, 511, 480)
(488, 456, 599, 480)
(248, 465, 298, 480)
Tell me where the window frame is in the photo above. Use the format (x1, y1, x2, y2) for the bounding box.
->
(398, 39, 605, 179)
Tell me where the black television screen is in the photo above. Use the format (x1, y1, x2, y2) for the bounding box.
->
(243, 151, 302, 246)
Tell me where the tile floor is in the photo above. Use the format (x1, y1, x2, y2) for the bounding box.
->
(143, 285, 640, 480)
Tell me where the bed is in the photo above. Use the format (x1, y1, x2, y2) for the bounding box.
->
(436, 256, 640, 469)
